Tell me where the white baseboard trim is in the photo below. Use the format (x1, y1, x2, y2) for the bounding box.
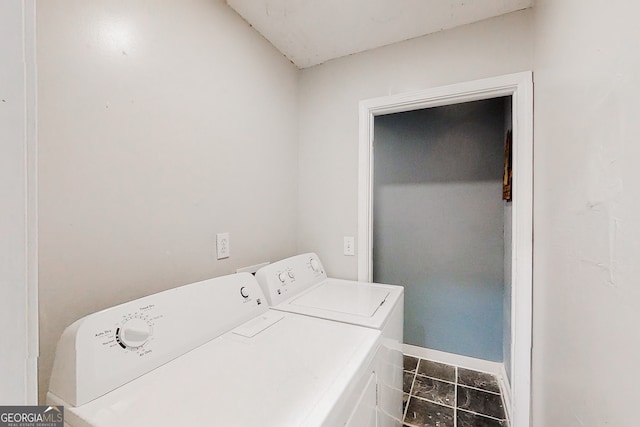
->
(402, 343, 503, 375)
(499, 364, 513, 424)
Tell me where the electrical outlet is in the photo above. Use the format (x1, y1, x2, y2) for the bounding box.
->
(343, 236, 355, 256)
(216, 232, 230, 259)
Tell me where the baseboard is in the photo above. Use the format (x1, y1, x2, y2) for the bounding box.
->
(402, 343, 503, 375)
(498, 364, 513, 424)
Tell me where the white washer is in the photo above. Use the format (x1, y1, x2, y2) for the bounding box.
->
(47, 273, 382, 427)
(255, 253, 405, 426)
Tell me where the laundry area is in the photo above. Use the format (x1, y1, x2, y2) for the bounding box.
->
(3, 1, 640, 427)
(46, 269, 393, 426)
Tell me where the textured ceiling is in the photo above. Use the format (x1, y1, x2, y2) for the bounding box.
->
(226, 0, 533, 68)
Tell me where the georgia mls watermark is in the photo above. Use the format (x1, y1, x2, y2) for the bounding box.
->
(0, 406, 63, 427)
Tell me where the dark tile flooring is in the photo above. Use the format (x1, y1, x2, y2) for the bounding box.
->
(402, 355, 509, 427)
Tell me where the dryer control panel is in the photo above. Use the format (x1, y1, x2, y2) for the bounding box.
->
(48, 273, 268, 407)
(255, 253, 327, 306)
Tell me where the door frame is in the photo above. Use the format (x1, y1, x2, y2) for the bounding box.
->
(357, 71, 533, 427)
(0, 0, 38, 404)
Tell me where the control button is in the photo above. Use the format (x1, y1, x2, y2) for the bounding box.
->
(288, 271, 295, 279)
(310, 258, 320, 272)
(278, 272, 287, 283)
(118, 318, 151, 349)
(240, 286, 249, 298)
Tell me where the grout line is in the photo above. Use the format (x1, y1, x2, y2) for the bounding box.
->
(456, 383, 503, 396)
(408, 394, 455, 409)
(402, 369, 417, 423)
(415, 359, 458, 385)
(414, 371, 457, 385)
(457, 407, 508, 422)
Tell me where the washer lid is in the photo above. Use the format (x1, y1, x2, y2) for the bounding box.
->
(290, 281, 390, 318)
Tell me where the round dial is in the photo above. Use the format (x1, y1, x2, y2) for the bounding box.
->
(118, 318, 151, 349)
(310, 258, 320, 272)
(278, 272, 287, 283)
(240, 286, 249, 298)
(288, 271, 295, 279)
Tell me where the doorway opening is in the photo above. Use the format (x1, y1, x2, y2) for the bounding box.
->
(373, 96, 511, 363)
(357, 72, 532, 427)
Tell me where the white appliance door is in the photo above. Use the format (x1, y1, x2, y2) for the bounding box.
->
(290, 282, 390, 318)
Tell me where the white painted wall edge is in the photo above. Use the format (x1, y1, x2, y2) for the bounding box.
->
(357, 71, 533, 427)
(25, 0, 39, 404)
(509, 71, 533, 427)
(1, 0, 38, 404)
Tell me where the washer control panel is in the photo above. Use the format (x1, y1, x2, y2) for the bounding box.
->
(48, 273, 268, 407)
(255, 253, 327, 306)
(89, 303, 162, 359)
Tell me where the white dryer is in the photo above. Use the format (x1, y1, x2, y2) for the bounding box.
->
(255, 253, 405, 426)
(47, 273, 382, 427)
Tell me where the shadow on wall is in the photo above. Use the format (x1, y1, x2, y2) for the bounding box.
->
(374, 100, 506, 185)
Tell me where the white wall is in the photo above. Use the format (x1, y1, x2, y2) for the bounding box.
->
(37, 0, 299, 402)
(297, 10, 534, 279)
(32, 2, 640, 422)
(532, 1, 640, 425)
(0, 0, 37, 404)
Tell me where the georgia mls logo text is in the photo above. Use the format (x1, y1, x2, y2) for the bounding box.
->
(0, 406, 63, 427)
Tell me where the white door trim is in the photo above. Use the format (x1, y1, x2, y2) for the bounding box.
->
(25, 0, 39, 403)
(357, 71, 533, 427)
(0, 0, 39, 404)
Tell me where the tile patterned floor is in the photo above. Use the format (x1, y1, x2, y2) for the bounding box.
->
(402, 355, 509, 427)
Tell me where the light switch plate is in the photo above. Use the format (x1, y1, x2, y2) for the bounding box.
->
(343, 236, 355, 256)
(216, 232, 230, 259)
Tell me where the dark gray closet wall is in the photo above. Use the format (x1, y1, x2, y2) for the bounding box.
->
(373, 97, 507, 361)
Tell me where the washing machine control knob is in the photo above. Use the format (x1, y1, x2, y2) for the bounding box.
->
(118, 318, 151, 349)
(288, 271, 295, 279)
(310, 258, 320, 272)
(278, 272, 287, 283)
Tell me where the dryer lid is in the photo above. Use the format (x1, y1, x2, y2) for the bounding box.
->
(53, 312, 381, 427)
(289, 281, 390, 318)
